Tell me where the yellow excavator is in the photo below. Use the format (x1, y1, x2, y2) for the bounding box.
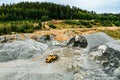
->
(45, 54, 58, 63)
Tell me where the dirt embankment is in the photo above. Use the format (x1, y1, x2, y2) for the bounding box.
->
(2, 26, 120, 42)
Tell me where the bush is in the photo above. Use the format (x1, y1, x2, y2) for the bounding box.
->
(0, 27, 3, 35)
(44, 35, 51, 40)
(79, 20, 93, 28)
(24, 29, 33, 33)
(100, 20, 112, 26)
(86, 24, 92, 28)
(64, 20, 80, 25)
(16, 25, 24, 32)
(34, 21, 42, 29)
(113, 21, 120, 26)
(41, 16, 49, 22)
(0, 20, 43, 35)
(11, 24, 17, 32)
(49, 24, 56, 29)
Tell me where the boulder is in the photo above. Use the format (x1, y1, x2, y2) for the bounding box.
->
(66, 35, 88, 48)
(0, 36, 7, 43)
(15, 34, 21, 40)
(35, 34, 56, 43)
(113, 67, 120, 79)
(97, 41, 120, 78)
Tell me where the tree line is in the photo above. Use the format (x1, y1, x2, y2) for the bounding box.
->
(0, 2, 119, 21)
(0, 2, 120, 35)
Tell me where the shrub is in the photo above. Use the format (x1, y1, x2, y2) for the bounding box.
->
(100, 20, 112, 26)
(16, 25, 24, 32)
(64, 20, 80, 25)
(49, 24, 56, 29)
(34, 21, 42, 29)
(0, 20, 43, 35)
(86, 24, 92, 28)
(79, 20, 93, 28)
(24, 29, 33, 33)
(41, 16, 49, 22)
(113, 21, 120, 26)
(44, 35, 51, 40)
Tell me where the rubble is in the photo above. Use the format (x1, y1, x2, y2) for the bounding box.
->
(66, 35, 88, 48)
(0, 32, 120, 80)
(0, 36, 7, 43)
(90, 40, 120, 79)
(32, 34, 56, 43)
(0, 39, 48, 62)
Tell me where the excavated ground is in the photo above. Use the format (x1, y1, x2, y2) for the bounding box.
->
(0, 32, 120, 80)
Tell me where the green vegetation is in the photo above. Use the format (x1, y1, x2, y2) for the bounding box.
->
(64, 19, 120, 28)
(1, 2, 120, 22)
(44, 35, 51, 40)
(0, 20, 42, 35)
(0, 2, 120, 35)
(64, 20, 94, 28)
(48, 24, 57, 29)
(0, 2, 91, 21)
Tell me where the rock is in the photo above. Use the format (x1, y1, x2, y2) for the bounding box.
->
(74, 73, 84, 80)
(103, 61, 109, 67)
(96, 41, 120, 77)
(15, 34, 21, 40)
(24, 34, 30, 39)
(97, 45, 108, 54)
(113, 67, 120, 79)
(0, 39, 48, 62)
(0, 36, 7, 43)
(0, 32, 120, 80)
(6, 35, 15, 43)
(102, 46, 120, 61)
(37, 35, 50, 43)
(35, 34, 56, 43)
(91, 45, 108, 59)
(66, 35, 88, 48)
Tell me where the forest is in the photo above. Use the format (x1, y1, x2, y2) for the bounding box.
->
(0, 2, 120, 35)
